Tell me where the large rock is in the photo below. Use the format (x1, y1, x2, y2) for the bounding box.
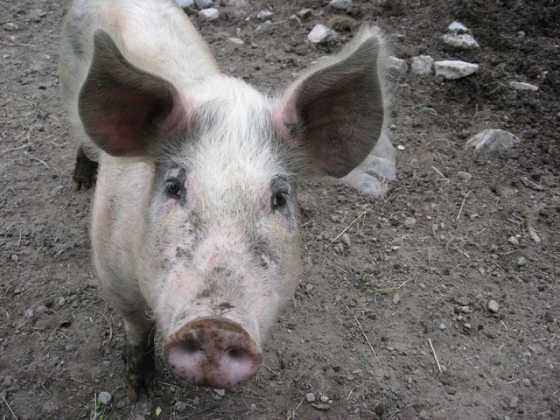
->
(442, 33, 480, 49)
(434, 60, 479, 80)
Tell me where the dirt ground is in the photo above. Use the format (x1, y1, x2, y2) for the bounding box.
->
(1, 0, 559, 419)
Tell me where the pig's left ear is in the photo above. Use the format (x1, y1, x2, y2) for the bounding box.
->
(273, 36, 385, 178)
(79, 30, 188, 157)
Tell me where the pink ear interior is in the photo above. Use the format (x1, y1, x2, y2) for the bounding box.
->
(79, 30, 187, 157)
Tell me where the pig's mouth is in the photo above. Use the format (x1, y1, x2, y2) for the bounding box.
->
(164, 316, 263, 389)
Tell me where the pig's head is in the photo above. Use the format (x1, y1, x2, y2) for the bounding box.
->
(79, 29, 386, 389)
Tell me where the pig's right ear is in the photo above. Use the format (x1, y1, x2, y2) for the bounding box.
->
(78, 30, 188, 157)
(273, 35, 385, 179)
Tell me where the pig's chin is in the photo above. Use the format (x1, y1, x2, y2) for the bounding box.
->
(164, 316, 263, 389)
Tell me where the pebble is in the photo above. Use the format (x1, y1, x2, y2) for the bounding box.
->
(11, 254, 19, 262)
(194, 0, 213, 7)
(393, 294, 400, 304)
(213, 388, 225, 396)
(509, 81, 538, 91)
(297, 8, 313, 19)
(508, 236, 519, 246)
(305, 392, 316, 403)
(522, 378, 531, 387)
(465, 129, 520, 152)
(307, 24, 339, 44)
(175, 0, 194, 7)
(487, 300, 500, 313)
(340, 233, 351, 247)
(387, 56, 408, 75)
(411, 55, 434, 75)
(439, 323, 446, 330)
(448, 21, 468, 33)
(509, 396, 518, 409)
(329, 0, 352, 10)
(256, 10, 274, 21)
(457, 305, 471, 313)
(434, 60, 479, 80)
(98, 391, 112, 405)
(24, 309, 34, 319)
(404, 217, 416, 229)
(320, 396, 329, 403)
(517, 256, 527, 266)
(198, 8, 219, 21)
(456, 171, 472, 181)
(442, 33, 480, 49)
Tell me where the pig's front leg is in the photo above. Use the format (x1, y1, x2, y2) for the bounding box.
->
(123, 318, 156, 401)
(71, 145, 98, 191)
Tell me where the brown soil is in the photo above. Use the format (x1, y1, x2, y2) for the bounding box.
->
(1, 0, 559, 419)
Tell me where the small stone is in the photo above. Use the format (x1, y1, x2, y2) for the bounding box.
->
(393, 294, 400, 304)
(24, 309, 34, 319)
(213, 388, 225, 396)
(487, 300, 500, 313)
(3, 376, 12, 387)
(195, 0, 213, 7)
(509, 81, 539, 91)
(517, 256, 527, 266)
(305, 392, 316, 403)
(465, 129, 520, 152)
(340, 233, 351, 247)
(36, 305, 50, 314)
(320, 396, 329, 403)
(250, 403, 257, 410)
(387, 56, 408, 75)
(434, 60, 479, 80)
(458, 306, 471, 313)
(522, 378, 531, 387)
(329, 0, 352, 10)
(228, 37, 244, 45)
(305, 284, 314, 292)
(448, 21, 468, 33)
(11, 254, 19, 262)
(297, 8, 312, 19)
(404, 217, 417, 229)
(175, 0, 194, 7)
(456, 171, 472, 181)
(442, 33, 480, 49)
(198, 8, 219, 21)
(411, 55, 434, 75)
(508, 236, 519, 246)
(333, 243, 344, 253)
(439, 323, 446, 330)
(509, 396, 518, 408)
(98, 391, 112, 405)
(307, 24, 339, 44)
(256, 10, 274, 21)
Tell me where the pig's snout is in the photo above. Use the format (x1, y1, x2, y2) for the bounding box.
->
(164, 316, 262, 389)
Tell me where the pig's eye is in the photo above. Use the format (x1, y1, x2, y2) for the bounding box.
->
(165, 178, 181, 198)
(271, 191, 287, 210)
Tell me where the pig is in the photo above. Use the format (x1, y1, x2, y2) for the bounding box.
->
(59, 0, 389, 400)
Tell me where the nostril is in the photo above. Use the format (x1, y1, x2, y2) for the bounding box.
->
(181, 339, 200, 353)
(227, 346, 249, 359)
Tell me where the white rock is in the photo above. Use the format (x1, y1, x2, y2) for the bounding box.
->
(175, 0, 194, 7)
(98, 391, 112, 405)
(411, 55, 434, 75)
(329, 0, 352, 10)
(199, 8, 219, 21)
(448, 21, 468, 33)
(404, 217, 417, 229)
(387, 56, 408, 75)
(256, 10, 274, 21)
(341, 132, 396, 198)
(487, 300, 500, 313)
(465, 129, 520, 152)
(307, 24, 339, 44)
(456, 171, 472, 181)
(508, 236, 519, 246)
(442, 33, 480, 49)
(305, 392, 316, 402)
(434, 60, 479, 80)
(509, 81, 539, 91)
(517, 256, 527, 266)
(195, 0, 213, 7)
(228, 37, 244, 45)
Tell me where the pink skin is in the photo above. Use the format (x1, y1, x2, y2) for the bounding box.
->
(138, 176, 299, 388)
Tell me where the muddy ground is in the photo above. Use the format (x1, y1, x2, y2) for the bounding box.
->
(1, 0, 559, 419)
